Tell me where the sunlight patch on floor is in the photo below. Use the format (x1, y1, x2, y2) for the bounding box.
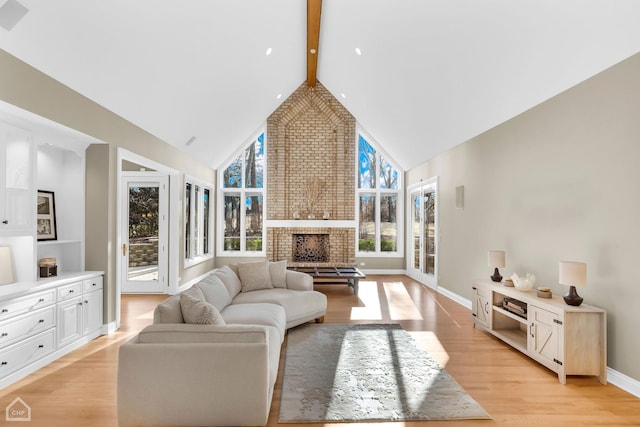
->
(137, 309, 156, 320)
(408, 330, 450, 367)
(383, 281, 423, 320)
(350, 280, 382, 320)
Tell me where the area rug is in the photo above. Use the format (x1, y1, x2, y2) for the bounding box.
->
(279, 323, 490, 422)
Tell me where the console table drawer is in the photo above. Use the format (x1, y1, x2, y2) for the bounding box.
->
(0, 329, 55, 379)
(0, 306, 56, 349)
(57, 282, 82, 302)
(0, 290, 56, 321)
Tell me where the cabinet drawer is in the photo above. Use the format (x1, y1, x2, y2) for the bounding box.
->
(57, 282, 82, 302)
(0, 289, 55, 321)
(0, 329, 55, 379)
(0, 306, 56, 349)
(83, 276, 103, 293)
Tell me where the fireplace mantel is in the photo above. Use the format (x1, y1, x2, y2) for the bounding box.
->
(266, 220, 356, 228)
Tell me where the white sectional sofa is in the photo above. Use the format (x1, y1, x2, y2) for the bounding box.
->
(117, 261, 327, 427)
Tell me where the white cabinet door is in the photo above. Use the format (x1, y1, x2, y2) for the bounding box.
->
(472, 285, 490, 328)
(0, 124, 34, 233)
(528, 305, 561, 370)
(57, 296, 83, 347)
(83, 290, 103, 335)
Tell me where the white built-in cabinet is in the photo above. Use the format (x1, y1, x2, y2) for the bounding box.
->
(0, 110, 105, 390)
(0, 124, 34, 234)
(472, 281, 607, 384)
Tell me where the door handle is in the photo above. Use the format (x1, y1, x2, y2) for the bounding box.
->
(122, 243, 127, 256)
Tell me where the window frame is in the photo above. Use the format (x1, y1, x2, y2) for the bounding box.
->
(355, 127, 404, 257)
(217, 129, 267, 257)
(183, 174, 213, 268)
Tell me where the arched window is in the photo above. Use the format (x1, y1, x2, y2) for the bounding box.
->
(356, 129, 403, 255)
(218, 130, 266, 255)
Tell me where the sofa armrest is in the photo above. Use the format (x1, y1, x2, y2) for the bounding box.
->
(118, 325, 272, 426)
(285, 270, 313, 291)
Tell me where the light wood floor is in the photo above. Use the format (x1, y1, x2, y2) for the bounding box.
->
(1, 275, 638, 426)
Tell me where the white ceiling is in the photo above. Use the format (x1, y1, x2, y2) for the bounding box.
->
(1, 0, 640, 170)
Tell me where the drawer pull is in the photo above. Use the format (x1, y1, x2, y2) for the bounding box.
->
(92, 283, 97, 287)
(1, 333, 7, 337)
(69, 290, 74, 294)
(78, 302, 83, 306)
(1, 361, 7, 365)
(1, 309, 7, 313)
(84, 300, 88, 304)
(38, 319, 45, 323)
(38, 344, 44, 349)
(38, 298, 45, 303)
(1, 220, 8, 224)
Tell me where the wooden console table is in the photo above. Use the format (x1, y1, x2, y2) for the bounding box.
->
(288, 266, 365, 295)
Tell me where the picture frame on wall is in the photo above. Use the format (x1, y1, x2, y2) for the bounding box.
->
(37, 190, 57, 241)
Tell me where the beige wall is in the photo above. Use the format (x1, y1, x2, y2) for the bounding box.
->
(0, 49, 216, 324)
(407, 53, 640, 382)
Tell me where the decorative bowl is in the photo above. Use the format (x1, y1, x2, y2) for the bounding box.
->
(510, 273, 536, 292)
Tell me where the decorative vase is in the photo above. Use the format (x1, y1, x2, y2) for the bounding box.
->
(293, 211, 300, 220)
(323, 211, 330, 220)
(307, 213, 315, 220)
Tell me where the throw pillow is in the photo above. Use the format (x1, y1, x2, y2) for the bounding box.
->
(180, 293, 225, 325)
(237, 260, 273, 292)
(269, 260, 287, 288)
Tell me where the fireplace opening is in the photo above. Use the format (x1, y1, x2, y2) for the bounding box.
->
(293, 234, 329, 263)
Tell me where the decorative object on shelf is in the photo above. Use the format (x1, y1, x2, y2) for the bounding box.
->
(307, 213, 316, 220)
(503, 278, 514, 287)
(37, 190, 57, 241)
(304, 177, 324, 220)
(488, 250, 505, 282)
(511, 272, 536, 291)
(0, 245, 16, 285)
(39, 257, 58, 278)
(537, 287, 552, 298)
(559, 261, 586, 306)
(293, 211, 300, 220)
(323, 211, 330, 220)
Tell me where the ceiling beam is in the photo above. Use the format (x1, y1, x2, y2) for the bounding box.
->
(307, 0, 322, 87)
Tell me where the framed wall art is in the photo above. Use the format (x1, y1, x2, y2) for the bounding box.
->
(37, 190, 57, 241)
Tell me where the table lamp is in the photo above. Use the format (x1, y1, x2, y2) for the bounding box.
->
(0, 246, 16, 285)
(488, 250, 505, 282)
(559, 261, 586, 306)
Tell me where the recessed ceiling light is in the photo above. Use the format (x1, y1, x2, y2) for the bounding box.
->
(265, 47, 273, 56)
(341, 93, 347, 99)
(310, 48, 317, 54)
(276, 93, 282, 100)
(355, 47, 362, 56)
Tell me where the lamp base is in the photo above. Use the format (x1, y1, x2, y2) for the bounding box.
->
(490, 267, 503, 283)
(563, 285, 583, 306)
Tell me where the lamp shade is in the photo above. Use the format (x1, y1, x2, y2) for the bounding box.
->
(559, 261, 587, 287)
(488, 250, 505, 268)
(0, 246, 16, 285)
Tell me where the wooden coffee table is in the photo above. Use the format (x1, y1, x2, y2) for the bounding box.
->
(288, 266, 366, 295)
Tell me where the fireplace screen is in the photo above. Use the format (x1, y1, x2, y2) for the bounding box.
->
(293, 234, 329, 263)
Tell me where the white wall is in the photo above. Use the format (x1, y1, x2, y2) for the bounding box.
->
(407, 52, 640, 383)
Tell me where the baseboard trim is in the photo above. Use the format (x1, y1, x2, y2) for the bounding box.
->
(607, 367, 640, 398)
(406, 274, 640, 399)
(360, 269, 406, 275)
(102, 321, 118, 335)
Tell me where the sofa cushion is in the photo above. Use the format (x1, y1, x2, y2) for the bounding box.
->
(195, 274, 232, 312)
(213, 266, 242, 298)
(221, 303, 286, 343)
(269, 260, 287, 288)
(153, 294, 184, 324)
(180, 293, 225, 325)
(237, 260, 273, 292)
(232, 288, 327, 329)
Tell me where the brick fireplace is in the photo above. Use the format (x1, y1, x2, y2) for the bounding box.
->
(266, 82, 356, 265)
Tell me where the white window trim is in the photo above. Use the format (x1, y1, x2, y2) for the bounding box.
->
(406, 176, 439, 288)
(184, 174, 213, 268)
(355, 126, 404, 258)
(217, 128, 267, 257)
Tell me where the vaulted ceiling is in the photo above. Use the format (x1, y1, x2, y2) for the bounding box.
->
(1, 0, 640, 170)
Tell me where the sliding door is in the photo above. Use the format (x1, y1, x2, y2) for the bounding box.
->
(407, 178, 438, 288)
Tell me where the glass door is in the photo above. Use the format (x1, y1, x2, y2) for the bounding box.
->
(407, 178, 438, 288)
(121, 174, 168, 293)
